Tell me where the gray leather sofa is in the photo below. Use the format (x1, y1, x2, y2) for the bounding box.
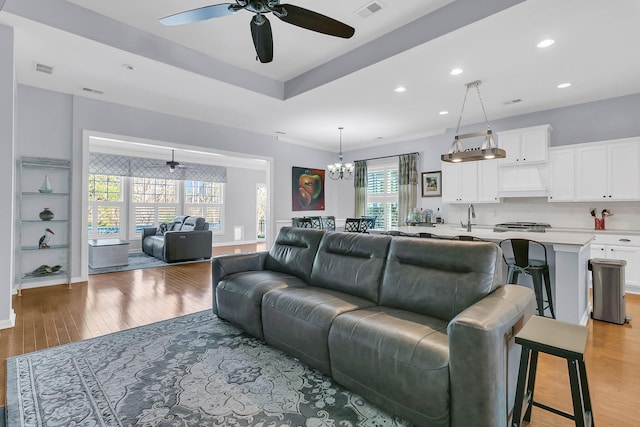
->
(142, 215, 212, 263)
(212, 227, 535, 427)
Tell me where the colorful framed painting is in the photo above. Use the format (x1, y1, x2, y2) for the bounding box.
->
(421, 171, 442, 197)
(292, 167, 325, 211)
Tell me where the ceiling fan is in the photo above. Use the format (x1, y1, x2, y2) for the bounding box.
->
(159, 1, 355, 63)
(166, 150, 184, 172)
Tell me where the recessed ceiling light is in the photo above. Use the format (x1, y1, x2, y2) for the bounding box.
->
(450, 68, 463, 76)
(439, 111, 449, 115)
(537, 39, 555, 48)
(557, 82, 572, 89)
(394, 86, 407, 93)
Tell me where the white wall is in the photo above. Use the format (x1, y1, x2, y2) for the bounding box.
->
(0, 24, 16, 328)
(221, 167, 267, 244)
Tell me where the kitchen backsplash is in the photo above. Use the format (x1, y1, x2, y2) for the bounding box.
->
(441, 199, 640, 231)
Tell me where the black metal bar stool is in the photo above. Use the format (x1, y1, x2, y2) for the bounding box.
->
(500, 239, 555, 318)
(512, 316, 593, 427)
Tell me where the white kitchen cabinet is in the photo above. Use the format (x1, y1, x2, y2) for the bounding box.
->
(548, 149, 575, 202)
(576, 139, 640, 201)
(497, 124, 551, 197)
(442, 162, 477, 203)
(477, 160, 500, 203)
(441, 160, 500, 204)
(590, 235, 640, 291)
(497, 124, 551, 165)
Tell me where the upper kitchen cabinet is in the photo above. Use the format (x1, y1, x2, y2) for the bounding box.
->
(497, 124, 551, 197)
(575, 138, 640, 201)
(441, 160, 500, 204)
(548, 148, 575, 202)
(497, 124, 551, 165)
(442, 162, 477, 203)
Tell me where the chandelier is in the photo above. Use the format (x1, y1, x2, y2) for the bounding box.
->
(441, 80, 506, 163)
(327, 127, 354, 180)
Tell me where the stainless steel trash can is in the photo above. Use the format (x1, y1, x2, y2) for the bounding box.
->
(588, 258, 629, 324)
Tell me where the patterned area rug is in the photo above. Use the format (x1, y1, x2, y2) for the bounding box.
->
(6, 311, 409, 427)
(88, 252, 210, 275)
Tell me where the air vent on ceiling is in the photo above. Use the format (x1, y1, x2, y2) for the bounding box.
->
(355, 1, 383, 18)
(503, 98, 523, 105)
(35, 63, 53, 75)
(82, 87, 104, 95)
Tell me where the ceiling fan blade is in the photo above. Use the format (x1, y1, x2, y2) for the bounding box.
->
(275, 4, 354, 38)
(250, 15, 274, 63)
(160, 4, 238, 26)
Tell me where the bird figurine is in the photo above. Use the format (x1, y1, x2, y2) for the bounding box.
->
(39, 228, 55, 249)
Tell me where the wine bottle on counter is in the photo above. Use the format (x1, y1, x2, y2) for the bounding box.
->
(436, 208, 442, 224)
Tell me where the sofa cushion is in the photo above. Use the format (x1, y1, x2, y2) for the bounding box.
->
(310, 232, 391, 303)
(216, 271, 308, 339)
(262, 287, 376, 375)
(380, 238, 502, 322)
(264, 227, 324, 283)
(169, 215, 189, 231)
(181, 216, 206, 231)
(328, 306, 450, 427)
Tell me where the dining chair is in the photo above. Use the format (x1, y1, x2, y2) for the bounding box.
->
(293, 217, 313, 228)
(306, 216, 323, 229)
(321, 216, 336, 231)
(344, 218, 364, 232)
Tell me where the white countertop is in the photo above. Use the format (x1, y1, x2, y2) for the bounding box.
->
(394, 224, 594, 246)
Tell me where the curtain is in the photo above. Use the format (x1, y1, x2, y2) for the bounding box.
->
(354, 160, 367, 217)
(398, 153, 418, 226)
(89, 152, 227, 182)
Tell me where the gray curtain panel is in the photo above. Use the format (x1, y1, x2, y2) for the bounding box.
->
(398, 153, 418, 226)
(354, 161, 368, 218)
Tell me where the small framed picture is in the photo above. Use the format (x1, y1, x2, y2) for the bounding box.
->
(421, 171, 442, 197)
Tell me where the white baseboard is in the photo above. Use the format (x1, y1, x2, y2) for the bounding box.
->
(626, 284, 640, 295)
(0, 309, 16, 330)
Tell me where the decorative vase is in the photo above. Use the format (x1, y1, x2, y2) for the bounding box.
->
(39, 208, 55, 221)
(39, 175, 53, 193)
(595, 217, 605, 230)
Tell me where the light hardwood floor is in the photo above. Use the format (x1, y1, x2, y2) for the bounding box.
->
(1, 243, 639, 426)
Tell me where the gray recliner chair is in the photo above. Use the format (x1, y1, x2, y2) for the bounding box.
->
(142, 215, 212, 263)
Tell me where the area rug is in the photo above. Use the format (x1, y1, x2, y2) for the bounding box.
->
(88, 252, 210, 275)
(6, 311, 409, 427)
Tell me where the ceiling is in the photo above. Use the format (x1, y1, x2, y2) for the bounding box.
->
(1, 0, 640, 151)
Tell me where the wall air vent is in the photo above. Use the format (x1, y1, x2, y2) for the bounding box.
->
(82, 87, 104, 95)
(35, 63, 53, 75)
(355, 1, 383, 18)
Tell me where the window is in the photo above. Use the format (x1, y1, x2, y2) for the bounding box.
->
(184, 180, 224, 232)
(88, 174, 124, 238)
(366, 162, 398, 229)
(87, 175, 226, 240)
(131, 178, 179, 236)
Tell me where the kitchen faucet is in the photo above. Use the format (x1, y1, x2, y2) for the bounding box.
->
(467, 204, 476, 232)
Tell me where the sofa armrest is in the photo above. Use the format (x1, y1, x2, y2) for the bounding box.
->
(163, 230, 212, 262)
(211, 251, 269, 314)
(447, 285, 535, 427)
(142, 227, 158, 239)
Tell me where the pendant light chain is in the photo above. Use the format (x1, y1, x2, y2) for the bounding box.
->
(454, 84, 471, 136)
(475, 82, 492, 131)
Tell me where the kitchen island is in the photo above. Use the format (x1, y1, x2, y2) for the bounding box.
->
(393, 224, 594, 325)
